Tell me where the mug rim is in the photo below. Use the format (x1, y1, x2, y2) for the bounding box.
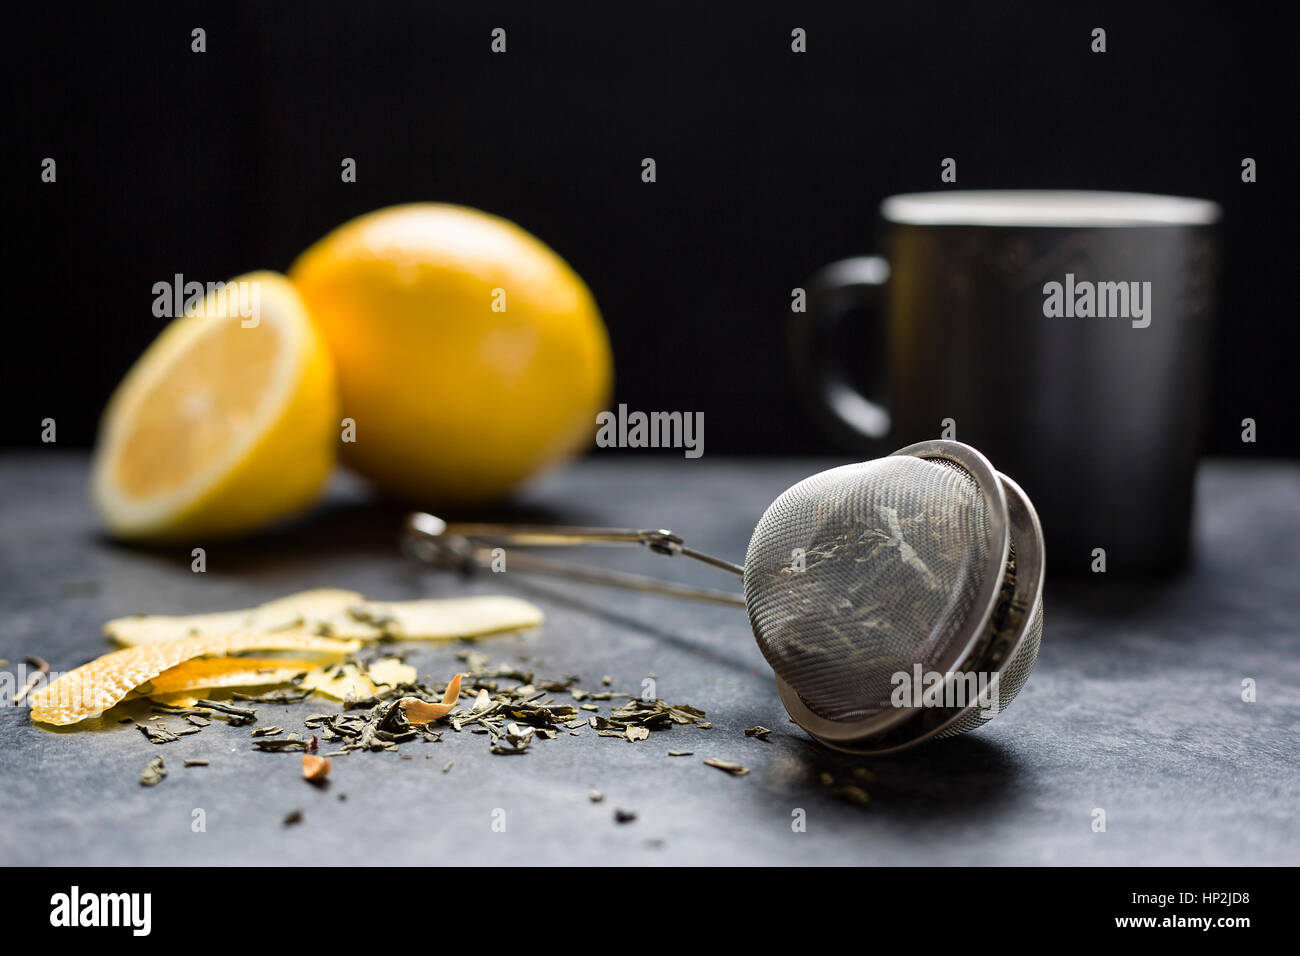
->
(881, 190, 1221, 227)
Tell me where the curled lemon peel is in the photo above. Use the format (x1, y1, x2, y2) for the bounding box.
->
(396, 673, 469, 725)
(29, 632, 359, 726)
(141, 657, 319, 696)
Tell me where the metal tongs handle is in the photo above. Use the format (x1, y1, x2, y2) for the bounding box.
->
(403, 513, 745, 607)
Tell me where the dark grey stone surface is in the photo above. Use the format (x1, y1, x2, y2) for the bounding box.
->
(1, 452, 1297, 865)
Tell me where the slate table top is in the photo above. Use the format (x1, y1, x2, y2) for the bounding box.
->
(1, 452, 1297, 866)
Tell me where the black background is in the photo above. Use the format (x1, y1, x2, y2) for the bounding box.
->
(4, 1, 1293, 455)
(11, 868, 1281, 938)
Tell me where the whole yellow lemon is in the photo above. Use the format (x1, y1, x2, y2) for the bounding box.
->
(290, 204, 612, 503)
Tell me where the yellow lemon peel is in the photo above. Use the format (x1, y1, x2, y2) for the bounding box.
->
(298, 662, 375, 702)
(139, 657, 319, 696)
(355, 596, 543, 641)
(104, 589, 374, 646)
(105, 591, 541, 646)
(396, 673, 469, 725)
(29, 632, 359, 726)
(364, 657, 417, 688)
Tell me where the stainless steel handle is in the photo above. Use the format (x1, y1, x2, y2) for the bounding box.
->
(403, 513, 745, 607)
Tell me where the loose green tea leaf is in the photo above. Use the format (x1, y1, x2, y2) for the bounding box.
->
(830, 785, 871, 806)
(195, 699, 257, 725)
(253, 734, 314, 753)
(140, 756, 166, 786)
(293, 654, 707, 763)
(819, 770, 873, 806)
(744, 725, 773, 740)
(134, 721, 180, 744)
(232, 688, 312, 705)
(490, 721, 534, 755)
(703, 758, 750, 777)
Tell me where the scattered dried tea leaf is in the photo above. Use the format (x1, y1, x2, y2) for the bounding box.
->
(253, 734, 315, 753)
(302, 754, 331, 782)
(668, 750, 693, 757)
(194, 698, 258, 725)
(395, 673, 468, 724)
(29, 632, 360, 726)
(490, 721, 534, 754)
(232, 687, 312, 705)
(279, 654, 706, 765)
(589, 790, 604, 803)
(744, 725, 773, 740)
(183, 758, 209, 767)
(819, 770, 873, 806)
(831, 785, 871, 806)
(703, 758, 750, 777)
(283, 810, 303, 826)
(614, 808, 637, 823)
(139, 756, 166, 786)
(602, 698, 707, 733)
(134, 720, 181, 744)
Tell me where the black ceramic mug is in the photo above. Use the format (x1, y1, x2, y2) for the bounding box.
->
(792, 191, 1221, 574)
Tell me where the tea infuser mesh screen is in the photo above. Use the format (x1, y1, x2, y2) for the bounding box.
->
(936, 599, 1043, 739)
(743, 455, 992, 723)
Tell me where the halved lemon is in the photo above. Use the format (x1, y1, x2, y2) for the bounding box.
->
(92, 272, 338, 539)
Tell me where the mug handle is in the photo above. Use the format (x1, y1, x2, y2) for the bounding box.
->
(790, 256, 891, 443)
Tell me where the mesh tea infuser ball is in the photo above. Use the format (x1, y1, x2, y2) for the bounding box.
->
(405, 439, 1044, 754)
